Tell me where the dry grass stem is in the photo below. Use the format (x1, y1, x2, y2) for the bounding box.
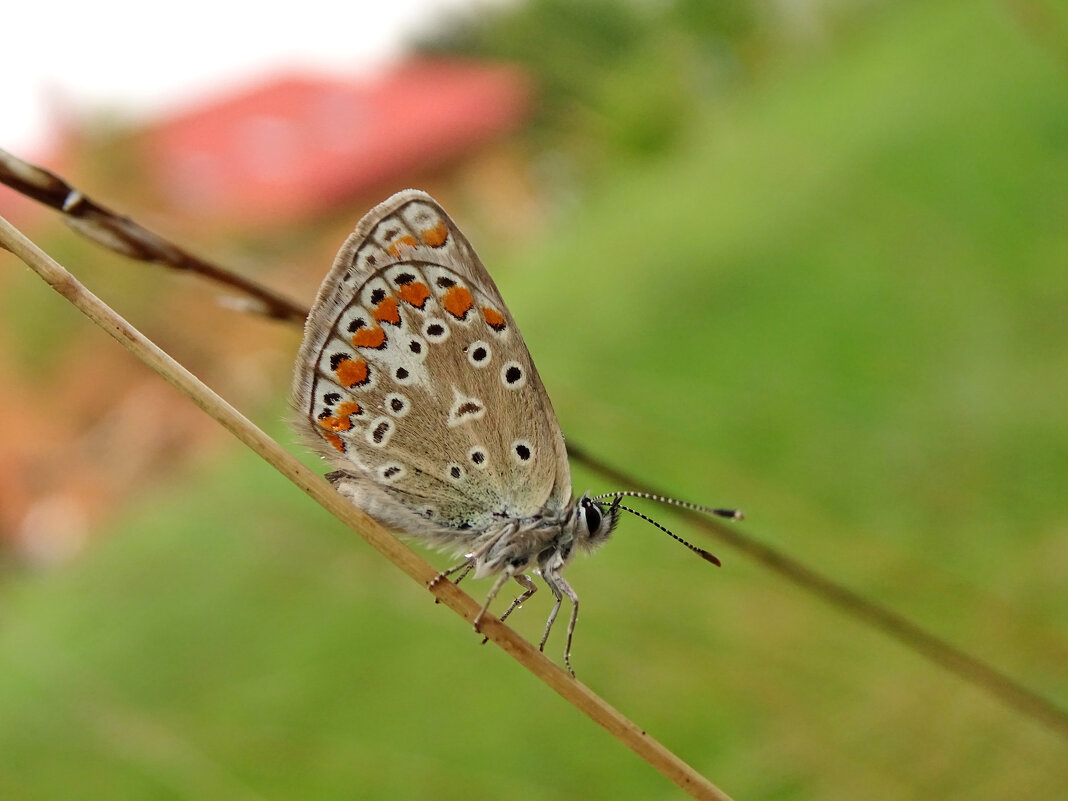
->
(569, 445, 1068, 740)
(0, 214, 735, 801)
(0, 148, 307, 323)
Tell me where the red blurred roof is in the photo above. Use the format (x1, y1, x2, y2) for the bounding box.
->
(144, 60, 532, 226)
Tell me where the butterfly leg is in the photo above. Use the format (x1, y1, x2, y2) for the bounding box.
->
(497, 574, 538, 624)
(444, 559, 476, 586)
(472, 567, 515, 634)
(538, 578, 564, 654)
(427, 557, 475, 605)
(430, 526, 510, 594)
(481, 574, 537, 644)
(540, 571, 580, 676)
(557, 576, 581, 677)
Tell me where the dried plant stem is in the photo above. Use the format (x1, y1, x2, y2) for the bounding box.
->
(0, 214, 734, 801)
(568, 445, 1068, 741)
(0, 148, 308, 324)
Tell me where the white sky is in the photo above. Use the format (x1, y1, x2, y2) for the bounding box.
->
(3, 0, 486, 157)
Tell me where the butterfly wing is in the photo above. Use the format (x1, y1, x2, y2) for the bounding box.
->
(292, 190, 571, 539)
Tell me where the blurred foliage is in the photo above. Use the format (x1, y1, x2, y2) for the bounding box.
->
(3, 0, 1068, 799)
(418, 0, 765, 169)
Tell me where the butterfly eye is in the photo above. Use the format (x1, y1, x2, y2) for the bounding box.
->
(582, 500, 602, 534)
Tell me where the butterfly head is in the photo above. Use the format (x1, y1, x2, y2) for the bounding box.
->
(572, 493, 622, 552)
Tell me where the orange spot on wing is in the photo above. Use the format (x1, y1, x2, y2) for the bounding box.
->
(319, 415, 350, 432)
(421, 222, 448, 247)
(318, 401, 363, 433)
(443, 285, 474, 319)
(481, 306, 506, 331)
(337, 401, 362, 418)
(387, 235, 419, 256)
(352, 325, 386, 348)
(335, 357, 369, 387)
(324, 432, 346, 452)
(398, 281, 430, 308)
(372, 296, 401, 325)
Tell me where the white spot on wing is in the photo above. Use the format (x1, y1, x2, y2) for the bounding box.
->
(500, 360, 527, 390)
(337, 306, 373, 342)
(467, 445, 489, 469)
(353, 242, 383, 273)
(367, 417, 394, 448)
(511, 438, 533, 465)
(400, 201, 443, 233)
(401, 334, 428, 362)
(423, 318, 450, 343)
(447, 388, 486, 428)
(466, 340, 492, 368)
(391, 365, 417, 386)
(385, 393, 410, 417)
(378, 463, 406, 482)
(359, 278, 396, 314)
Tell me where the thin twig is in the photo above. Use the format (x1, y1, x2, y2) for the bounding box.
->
(0, 215, 734, 801)
(3, 149, 1066, 741)
(567, 444, 1068, 741)
(0, 148, 308, 324)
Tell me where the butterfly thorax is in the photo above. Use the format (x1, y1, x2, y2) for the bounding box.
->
(471, 492, 618, 578)
(327, 467, 618, 580)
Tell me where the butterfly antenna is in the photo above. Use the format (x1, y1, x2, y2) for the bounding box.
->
(609, 502, 721, 566)
(592, 490, 743, 521)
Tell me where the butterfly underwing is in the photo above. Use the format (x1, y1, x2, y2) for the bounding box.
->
(293, 189, 731, 673)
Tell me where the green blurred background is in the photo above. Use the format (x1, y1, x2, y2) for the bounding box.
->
(2, 1, 1067, 799)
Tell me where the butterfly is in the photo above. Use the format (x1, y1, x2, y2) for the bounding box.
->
(292, 189, 739, 673)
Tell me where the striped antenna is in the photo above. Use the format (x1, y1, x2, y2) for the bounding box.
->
(602, 500, 722, 566)
(592, 490, 743, 521)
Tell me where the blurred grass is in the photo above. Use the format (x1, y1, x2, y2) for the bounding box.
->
(2, 1, 1067, 799)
